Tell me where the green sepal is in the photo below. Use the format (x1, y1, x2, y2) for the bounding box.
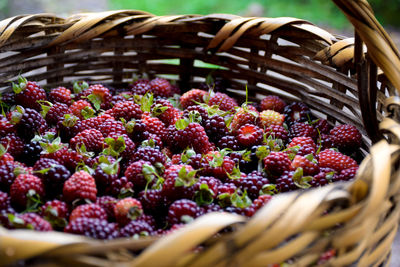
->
(81, 106, 95, 120)
(174, 167, 197, 187)
(181, 148, 196, 163)
(7, 214, 25, 227)
(124, 119, 135, 134)
(194, 183, 214, 206)
(226, 166, 242, 180)
(217, 193, 231, 208)
(255, 146, 270, 160)
(0, 144, 7, 157)
(260, 184, 278, 195)
(40, 137, 65, 154)
(141, 139, 156, 148)
(12, 76, 28, 94)
(39, 100, 53, 118)
(152, 103, 168, 117)
(294, 176, 313, 189)
(24, 189, 42, 213)
(181, 215, 194, 224)
(62, 114, 79, 127)
(10, 105, 24, 125)
(13, 166, 29, 177)
(72, 81, 89, 94)
(98, 158, 120, 176)
(231, 190, 252, 209)
(118, 187, 134, 199)
(127, 206, 143, 221)
(103, 136, 126, 157)
(187, 110, 202, 124)
(175, 118, 189, 130)
(87, 93, 102, 111)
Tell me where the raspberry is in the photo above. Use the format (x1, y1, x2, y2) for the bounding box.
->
(289, 122, 317, 140)
(119, 220, 154, 238)
(108, 101, 143, 121)
(263, 151, 291, 177)
(236, 124, 263, 147)
(233, 171, 270, 200)
(17, 213, 52, 231)
(180, 89, 208, 109)
(63, 171, 97, 203)
(264, 125, 288, 141)
(330, 124, 362, 150)
(96, 196, 117, 220)
(70, 129, 104, 153)
(10, 174, 45, 209)
(130, 79, 151, 95)
(114, 197, 143, 226)
(260, 95, 286, 113)
(291, 155, 319, 175)
(44, 102, 70, 125)
(48, 87, 72, 105)
(167, 199, 202, 225)
(78, 114, 114, 133)
(99, 119, 126, 137)
(149, 77, 172, 97)
(259, 110, 285, 127)
(318, 149, 358, 172)
(217, 135, 241, 150)
(275, 171, 297, 192)
(33, 158, 71, 196)
(13, 78, 47, 111)
(208, 92, 238, 111)
(69, 204, 107, 222)
(142, 115, 167, 141)
(64, 217, 118, 239)
(69, 100, 94, 120)
(40, 200, 69, 229)
(0, 133, 24, 158)
(202, 115, 229, 143)
(283, 102, 312, 125)
(151, 98, 181, 126)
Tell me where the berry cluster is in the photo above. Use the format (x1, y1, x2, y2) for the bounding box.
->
(0, 76, 362, 240)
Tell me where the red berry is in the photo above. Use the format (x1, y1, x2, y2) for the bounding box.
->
(291, 155, 319, 175)
(236, 124, 263, 147)
(318, 149, 358, 172)
(48, 87, 72, 105)
(330, 124, 362, 150)
(130, 79, 151, 95)
(114, 197, 143, 226)
(264, 124, 288, 141)
(208, 92, 238, 111)
(10, 174, 45, 209)
(69, 100, 94, 120)
(13, 79, 47, 111)
(260, 95, 286, 113)
(119, 220, 154, 238)
(180, 89, 208, 109)
(44, 102, 70, 125)
(108, 101, 143, 121)
(17, 213, 52, 231)
(70, 129, 104, 153)
(69, 203, 107, 222)
(99, 118, 127, 137)
(63, 171, 97, 203)
(259, 110, 285, 127)
(263, 152, 291, 176)
(64, 217, 118, 239)
(167, 199, 202, 225)
(290, 122, 317, 140)
(149, 77, 173, 97)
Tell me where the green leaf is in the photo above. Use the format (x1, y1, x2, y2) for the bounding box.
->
(187, 110, 202, 123)
(175, 118, 189, 130)
(0, 144, 6, 157)
(141, 139, 156, 148)
(128, 206, 143, 220)
(10, 105, 24, 125)
(81, 106, 95, 119)
(181, 148, 196, 163)
(217, 193, 231, 208)
(124, 119, 136, 134)
(8, 214, 25, 227)
(231, 190, 252, 209)
(140, 92, 154, 112)
(151, 103, 168, 116)
(87, 93, 102, 111)
(39, 101, 52, 118)
(292, 167, 304, 183)
(256, 146, 270, 160)
(40, 137, 65, 154)
(103, 136, 126, 157)
(227, 166, 242, 180)
(294, 175, 312, 189)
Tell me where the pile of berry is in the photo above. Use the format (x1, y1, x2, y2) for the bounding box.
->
(0, 76, 362, 239)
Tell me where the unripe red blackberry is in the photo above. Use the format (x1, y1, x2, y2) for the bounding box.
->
(0, 161, 23, 192)
(236, 124, 264, 147)
(70, 129, 104, 153)
(330, 124, 362, 151)
(275, 171, 297, 192)
(105, 176, 133, 197)
(69, 203, 108, 222)
(40, 200, 69, 229)
(233, 171, 270, 200)
(202, 115, 229, 142)
(130, 79, 151, 95)
(11, 107, 47, 141)
(0, 133, 24, 158)
(13, 78, 47, 111)
(125, 160, 154, 191)
(264, 124, 288, 142)
(99, 119, 127, 137)
(96, 196, 117, 220)
(44, 102, 70, 125)
(289, 122, 317, 140)
(260, 95, 286, 113)
(10, 174, 45, 210)
(109, 101, 143, 121)
(48, 86, 72, 105)
(167, 199, 203, 225)
(208, 92, 238, 111)
(263, 152, 291, 177)
(119, 220, 154, 238)
(17, 213, 52, 231)
(131, 146, 166, 166)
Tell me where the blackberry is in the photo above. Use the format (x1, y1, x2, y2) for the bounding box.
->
(119, 220, 154, 238)
(180, 89, 208, 109)
(44, 102, 70, 125)
(105, 176, 133, 197)
(260, 95, 286, 113)
(70, 129, 104, 153)
(162, 165, 196, 202)
(0, 191, 11, 211)
(78, 114, 114, 133)
(263, 152, 291, 177)
(0, 117, 15, 137)
(10, 174, 45, 210)
(0, 91, 15, 107)
(137, 214, 157, 229)
(96, 196, 117, 220)
(17, 213, 53, 231)
(330, 124, 362, 151)
(131, 146, 166, 166)
(217, 135, 241, 150)
(289, 122, 317, 140)
(236, 124, 264, 147)
(109, 101, 143, 121)
(314, 119, 332, 134)
(0, 162, 22, 192)
(92, 157, 120, 193)
(264, 125, 288, 142)
(111, 92, 133, 106)
(19, 140, 42, 166)
(0, 133, 24, 158)
(149, 77, 172, 97)
(48, 87, 72, 105)
(33, 158, 71, 196)
(208, 92, 238, 111)
(125, 160, 154, 191)
(138, 189, 167, 216)
(233, 171, 270, 200)
(167, 199, 203, 225)
(64, 217, 118, 239)
(130, 79, 151, 95)
(182, 105, 209, 122)
(13, 79, 47, 111)
(283, 102, 312, 125)
(99, 119, 127, 137)
(40, 200, 69, 229)
(318, 134, 335, 150)
(202, 203, 223, 213)
(13, 107, 47, 141)
(142, 115, 167, 141)
(337, 167, 358, 181)
(193, 176, 222, 205)
(275, 171, 298, 192)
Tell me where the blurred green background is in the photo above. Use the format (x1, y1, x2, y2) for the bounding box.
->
(2, 0, 400, 29)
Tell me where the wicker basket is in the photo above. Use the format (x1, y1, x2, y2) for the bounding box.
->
(1, 0, 400, 266)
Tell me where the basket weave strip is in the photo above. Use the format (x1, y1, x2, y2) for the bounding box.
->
(0, 0, 400, 266)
